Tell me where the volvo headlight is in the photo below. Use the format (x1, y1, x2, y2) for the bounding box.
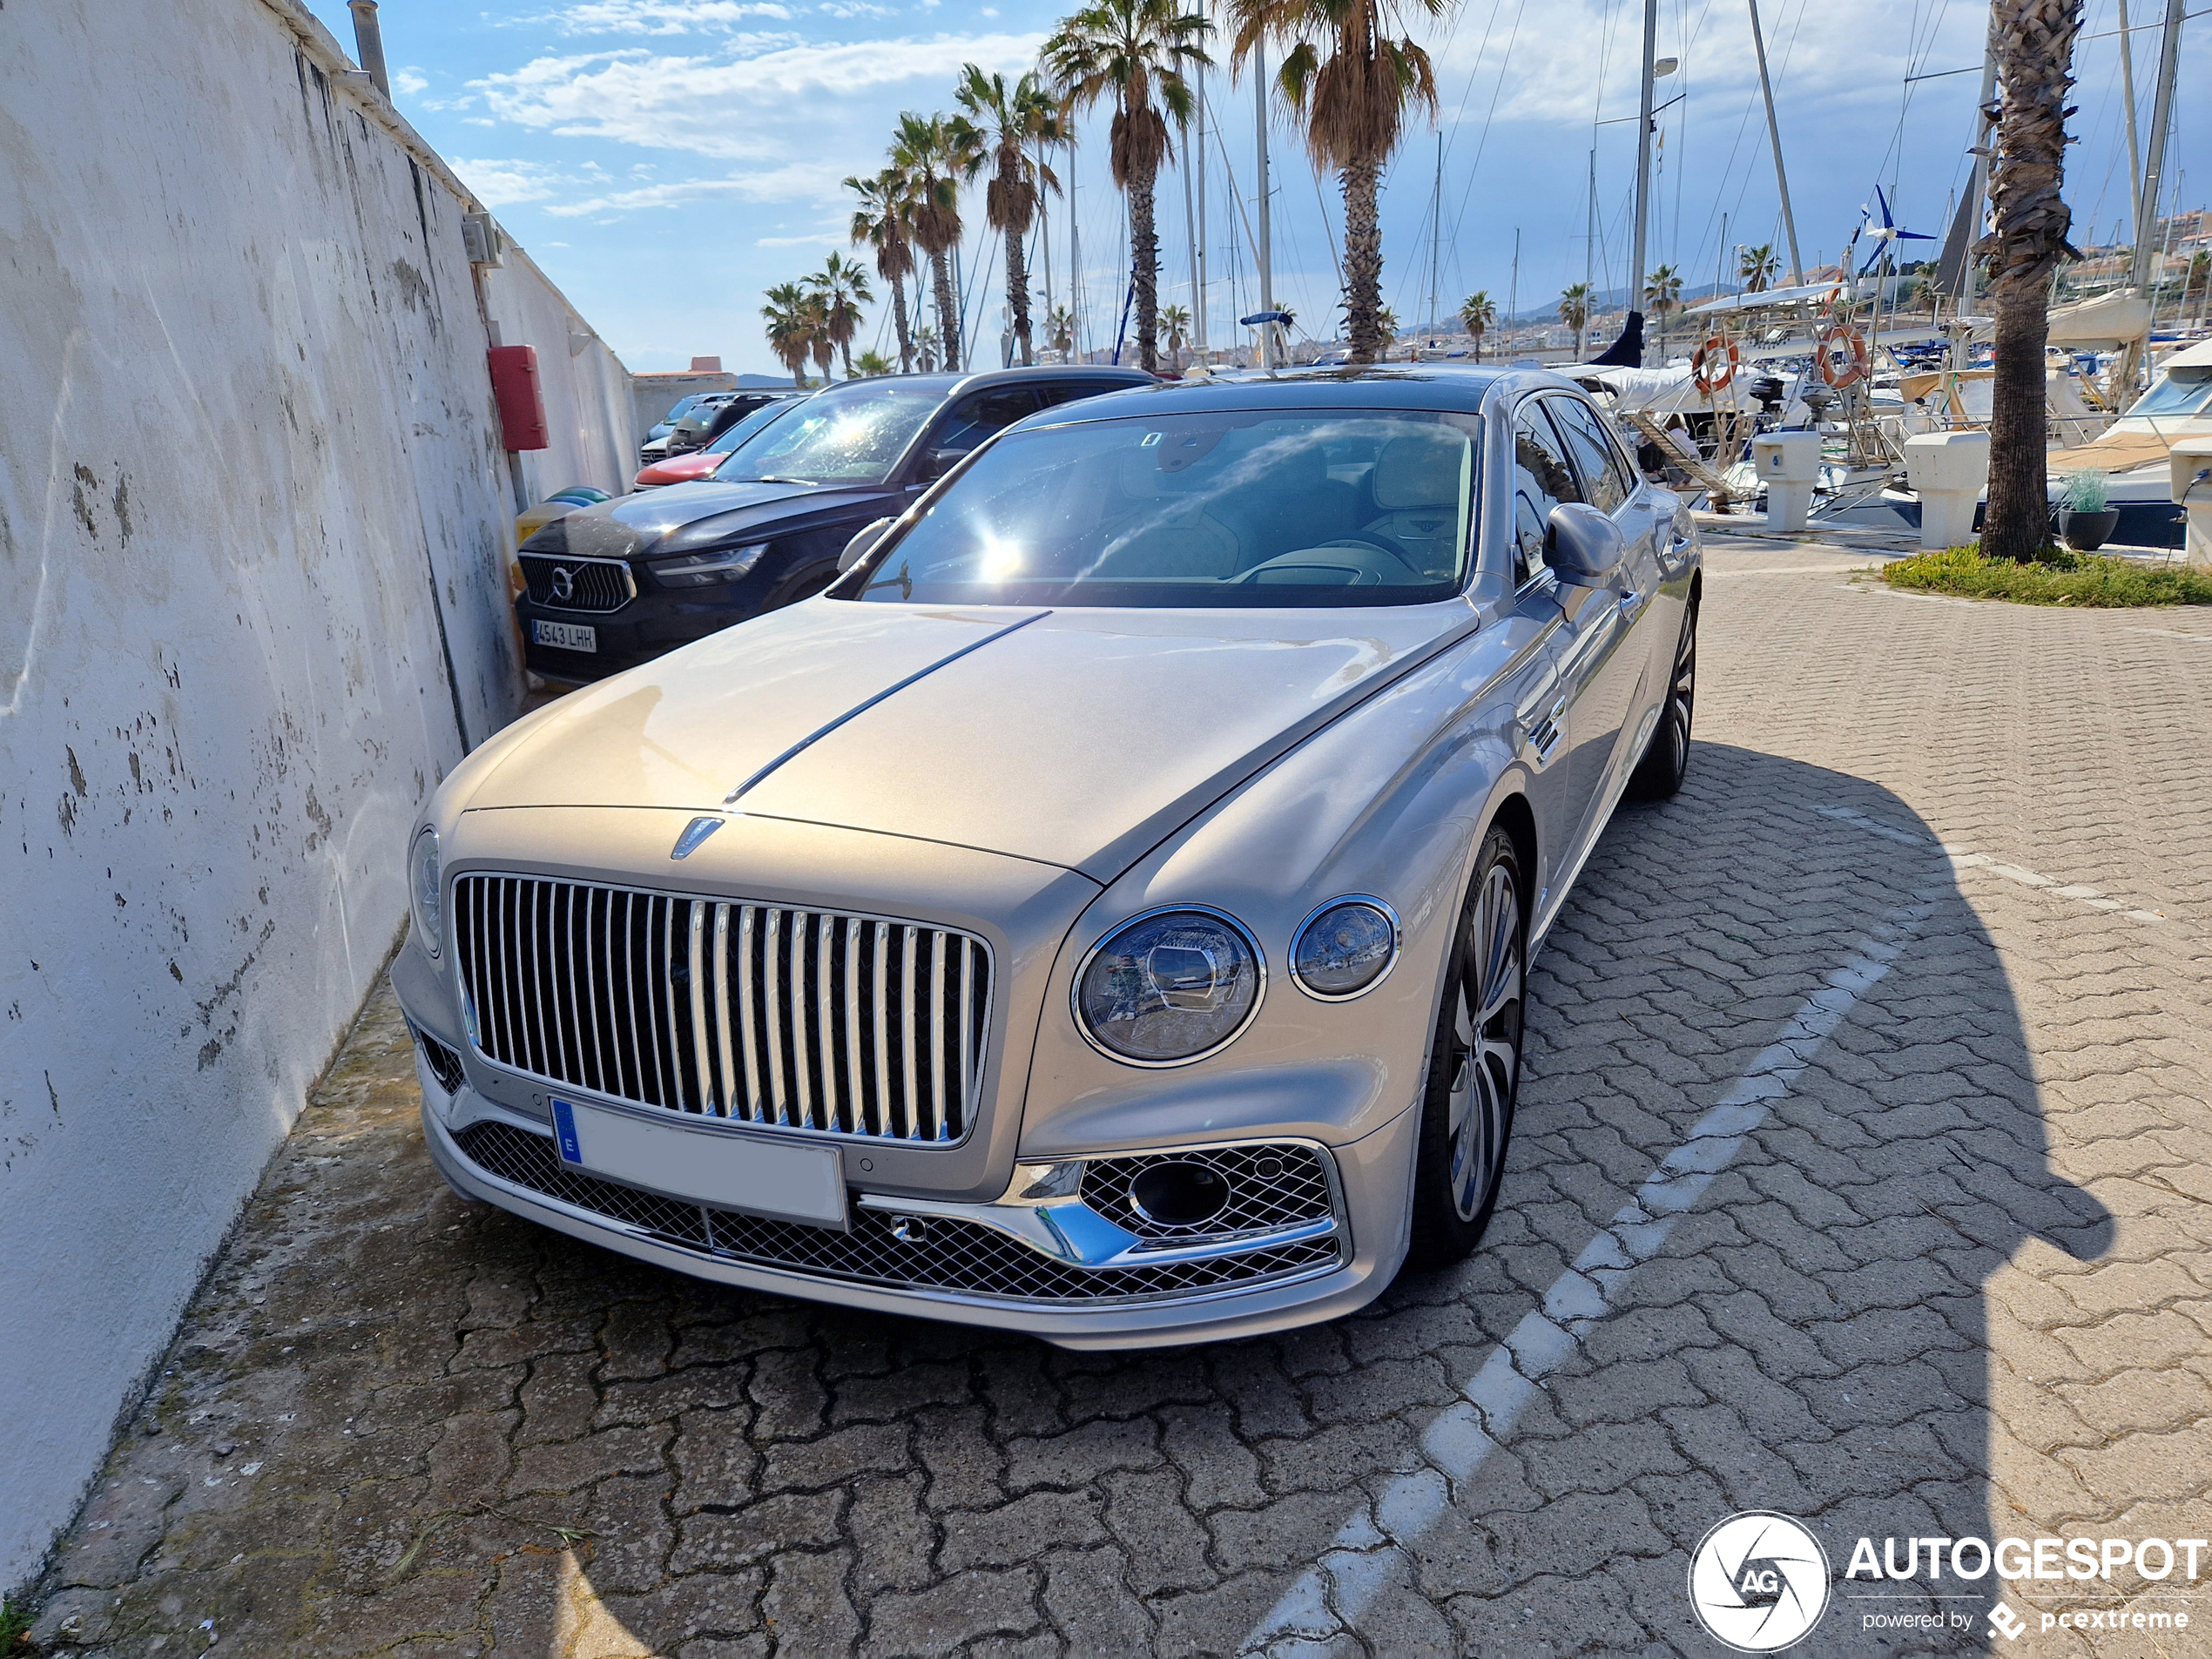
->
(1291, 898, 1399, 1000)
(1074, 907, 1264, 1066)
(652, 543, 769, 588)
(409, 827, 442, 957)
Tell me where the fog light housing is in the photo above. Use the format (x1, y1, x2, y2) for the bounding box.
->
(1128, 1162, 1231, 1228)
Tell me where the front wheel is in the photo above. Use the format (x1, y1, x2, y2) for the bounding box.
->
(1406, 826, 1527, 1270)
(1627, 600, 1697, 801)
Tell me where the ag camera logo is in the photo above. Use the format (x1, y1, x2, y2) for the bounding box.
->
(1688, 1512, 1831, 1651)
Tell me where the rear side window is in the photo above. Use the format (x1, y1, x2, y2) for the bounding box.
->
(1035, 379, 1142, 408)
(1545, 395, 1635, 515)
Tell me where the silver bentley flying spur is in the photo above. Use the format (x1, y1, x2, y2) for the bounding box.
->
(392, 367, 1701, 1348)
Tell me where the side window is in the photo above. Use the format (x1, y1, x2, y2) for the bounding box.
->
(1512, 401, 1581, 585)
(1546, 396, 1635, 515)
(932, 388, 1043, 455)
(1035, 381, 1105, 409)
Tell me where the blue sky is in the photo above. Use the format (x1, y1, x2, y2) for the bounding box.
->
(303, 0, 2206, 377)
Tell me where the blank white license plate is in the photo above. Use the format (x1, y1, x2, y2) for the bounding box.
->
(533, 618, 597, 652)
(550, 1097, 846, 1229)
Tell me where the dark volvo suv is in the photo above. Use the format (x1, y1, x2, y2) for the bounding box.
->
(517, 365, 1153, 683)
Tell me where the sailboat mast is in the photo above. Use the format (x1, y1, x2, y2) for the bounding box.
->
(1585, 149, 1596, 357)
(2130, 0, 2185, 293)
(1194, 16, 1209, 354)
(1628, 0, 1659, 340)
(1747, 0, 1804, 286)
(1509, 227, 1519, 355)
(1255, 33, 1274, 368)
(2118, 0, 2142, 233)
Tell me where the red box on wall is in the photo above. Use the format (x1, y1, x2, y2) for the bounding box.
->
(487, 345, 550, 451)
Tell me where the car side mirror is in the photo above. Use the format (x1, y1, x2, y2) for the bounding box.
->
(839, 517, 895, 572)
(919, 447, 963, 482)
(1546, 502, 1627, 587)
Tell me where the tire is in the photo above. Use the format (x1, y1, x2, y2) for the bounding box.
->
(1406, 825, 1527, 1270)
(1627, 599, 1697, 801)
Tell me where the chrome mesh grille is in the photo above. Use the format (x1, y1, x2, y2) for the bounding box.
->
(1081, 1143, 1336, 1241)
(453, 1122, 1339, 1303)
(452, 874, 988, 1143)
(519, 555, 634, 612)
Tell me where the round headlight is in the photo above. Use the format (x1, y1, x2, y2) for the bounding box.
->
(1075, 907, 1264, 1066)
(409, 827, 442, 957)
(1291, 898, 1399, 1000)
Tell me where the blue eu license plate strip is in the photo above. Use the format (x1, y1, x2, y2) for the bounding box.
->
(553, 1097, 584, 1164)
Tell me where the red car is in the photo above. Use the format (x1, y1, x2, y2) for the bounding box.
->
(633, 392, 807, 489)
(633, 447, 730, 489)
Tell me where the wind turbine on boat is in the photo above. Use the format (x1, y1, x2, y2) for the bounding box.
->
(1858, 185, 1938, 274)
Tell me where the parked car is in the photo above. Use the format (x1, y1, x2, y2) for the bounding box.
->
(399, 365, 1700, 1346)
(665, 390, 788, 456)
(640, 393, 720, 465)
(517, 366, 1153, 683)
(633, 394, 809, 489)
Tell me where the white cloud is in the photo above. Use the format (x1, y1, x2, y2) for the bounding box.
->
(469, 30, 1046, 214)
(537, 0, 798, 34)
(450, 157, 584, 206)
(392, 66, 430, 97)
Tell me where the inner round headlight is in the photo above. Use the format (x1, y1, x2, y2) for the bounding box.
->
(1075, 907, 1264, 1066)
(1291, 899, 1399, 999)
(409, 827, 443, 957)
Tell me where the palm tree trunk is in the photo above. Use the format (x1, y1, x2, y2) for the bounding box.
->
(890, 273, 915, 374)
(1004, 201, 1034, 367)
(1130, 171, 1160, 373)
(1341, 155, 1384, 363)
(1982, 0, 2082, 561)
(840, 339, 854, 379)
(929, 250, 961, 373)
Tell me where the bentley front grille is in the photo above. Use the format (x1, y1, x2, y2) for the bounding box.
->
(452, 874, 988, 1143)
(453, 1121, 1341, 1304)
(1080, 1143, 1335, 1242)
(519, 555, 635, 612)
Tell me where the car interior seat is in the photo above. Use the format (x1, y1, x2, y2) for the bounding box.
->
(1361, 430, 1470, 579)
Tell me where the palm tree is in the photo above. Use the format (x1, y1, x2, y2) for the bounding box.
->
(1459, 289, 1494, 360)
(1224, 0, 1442, 364)
(1044, 0, 1211, 376)
(1737, 242, 1780, 293)
(1558, 281, 1590, 356)
(1045, 304, 1078, 358)
(853, 349, 896, 376)
(891, 112, 978, 372)
(1157, 301, 1191, 367)
(847, 168, 919, 373)
(808, 251, 873, 379)
(914, 324, 941, 373)
(1374, 304, 1398, 346)
(1983, 0, 2085, 562)
(957, 66, 1065, 367)
(1643, 262, 1682, 358)
(762, 282, 816, 387)
(805, 292, 836, 386)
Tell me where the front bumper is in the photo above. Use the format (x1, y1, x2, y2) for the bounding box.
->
(516, 579, 772, 683)
(412, 1049, 1416, 1350)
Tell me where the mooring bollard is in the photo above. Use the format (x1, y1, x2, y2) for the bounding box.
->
(1903, 431, 1991, 552)
(1751, 431, 1823, 534)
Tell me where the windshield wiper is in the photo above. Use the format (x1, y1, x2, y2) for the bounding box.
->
(743, 475, 819, 486)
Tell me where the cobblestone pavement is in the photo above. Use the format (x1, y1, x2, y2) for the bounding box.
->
(30, 536, 2212, 1657)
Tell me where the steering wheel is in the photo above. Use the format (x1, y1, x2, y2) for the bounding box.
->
(1312, 533, 1426, 577)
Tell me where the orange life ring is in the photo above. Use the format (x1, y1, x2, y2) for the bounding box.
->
(1817, 325, 1869, 389)
(1692, 336, 1739, 396)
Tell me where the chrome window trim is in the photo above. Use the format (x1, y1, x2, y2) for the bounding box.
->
(1286, 894, 1404, 1003)
(1070, 903, 1269, 1070)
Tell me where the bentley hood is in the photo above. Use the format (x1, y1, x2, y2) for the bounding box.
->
(469, 599, 1475, 880)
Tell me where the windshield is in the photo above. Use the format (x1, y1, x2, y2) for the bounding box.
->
(853, 409, 1480, 608)
(716, 382, 941, 486)
(2128, 365, 2212, 420)
(705, 397, 809, 467)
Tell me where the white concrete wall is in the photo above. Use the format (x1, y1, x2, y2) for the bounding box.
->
(483, 249, 638, 501)
(0, 0, 625, 1590)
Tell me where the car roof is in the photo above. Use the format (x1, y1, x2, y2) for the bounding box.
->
(1021, 362, 1541, 421)
(819, 365, 1157, 401)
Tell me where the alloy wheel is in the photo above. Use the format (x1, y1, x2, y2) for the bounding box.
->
(1446, 861, 1523, 1222)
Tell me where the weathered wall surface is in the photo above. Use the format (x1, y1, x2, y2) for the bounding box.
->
(0, 0, 624, 1590)
(482, 251, 637, 501)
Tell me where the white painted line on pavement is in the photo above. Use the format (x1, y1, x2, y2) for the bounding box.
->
(1240, 888, 1946, 1656)
(1814, 806, 2168, 926)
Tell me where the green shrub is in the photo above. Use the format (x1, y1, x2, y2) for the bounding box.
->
(0, 1595, 32, 1653)
(1880, 543, 2212, 606)
(2059, 469, 2109, 513)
